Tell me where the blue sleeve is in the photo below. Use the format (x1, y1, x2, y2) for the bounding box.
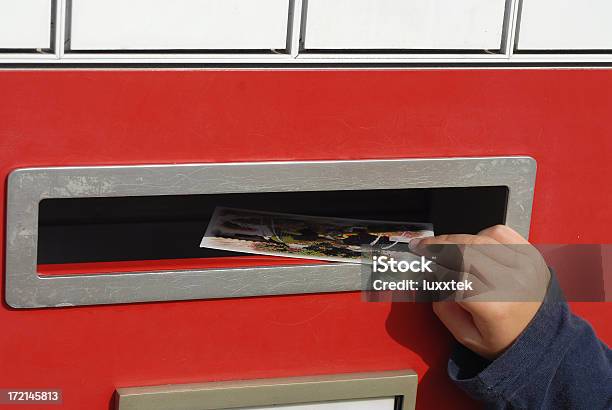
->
(447, 273, 612, 410)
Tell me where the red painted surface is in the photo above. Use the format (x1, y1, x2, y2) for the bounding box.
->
(38, 256, 322, 276)
(1, 70, 611, 409)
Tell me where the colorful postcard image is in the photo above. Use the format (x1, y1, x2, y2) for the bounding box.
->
(200, 207, 434, 263)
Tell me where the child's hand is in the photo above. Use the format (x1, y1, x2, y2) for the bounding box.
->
(410, 225, 551, 360)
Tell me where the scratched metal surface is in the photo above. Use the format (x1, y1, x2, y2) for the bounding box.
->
(115, 370, 418, 410)
(5, 157, 536, 308)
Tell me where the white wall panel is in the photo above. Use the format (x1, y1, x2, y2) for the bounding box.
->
(304, 0, 507, 50)
(247, 397, 396, 410)
(0, 0, 52, 49)
(518, 0, 612, 50)
(69, 0, 290, 50)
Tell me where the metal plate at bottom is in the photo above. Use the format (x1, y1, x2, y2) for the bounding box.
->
(116, 370, 418, 410)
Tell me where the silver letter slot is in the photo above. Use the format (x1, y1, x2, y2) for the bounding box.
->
(5, 157, 536, 308)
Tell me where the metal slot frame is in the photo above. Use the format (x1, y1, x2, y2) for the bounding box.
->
(5, 157, 536, 308)
(115, 370, 418, 410)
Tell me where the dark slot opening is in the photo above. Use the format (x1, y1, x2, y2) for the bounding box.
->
(37, 186, 508, 265)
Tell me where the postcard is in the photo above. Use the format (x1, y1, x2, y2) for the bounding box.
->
(200, 207, 434, 263)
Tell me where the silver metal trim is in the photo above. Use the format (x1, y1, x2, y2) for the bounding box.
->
(5, 157, 536, 308)
(115, 370, 418, 410)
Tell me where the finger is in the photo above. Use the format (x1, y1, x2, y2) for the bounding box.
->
(432, 302, 485, 354)
(412, 235, 520, 269)
(456, 271, 493, 300)
(424, 265, 492, 301)
(420, 234, 500, 245)
(412, 237, 517, 278)
(410, 235, 495, 272)
(478, 225, 529, 245)
(478, 225, 544, 262)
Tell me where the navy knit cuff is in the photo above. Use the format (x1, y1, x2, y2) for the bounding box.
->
(447, 271, 568, 403)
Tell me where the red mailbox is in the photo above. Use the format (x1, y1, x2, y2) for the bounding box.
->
(1, 70, 611, 409)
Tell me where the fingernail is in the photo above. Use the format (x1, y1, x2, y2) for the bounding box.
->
(409, 238, 422, 252)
